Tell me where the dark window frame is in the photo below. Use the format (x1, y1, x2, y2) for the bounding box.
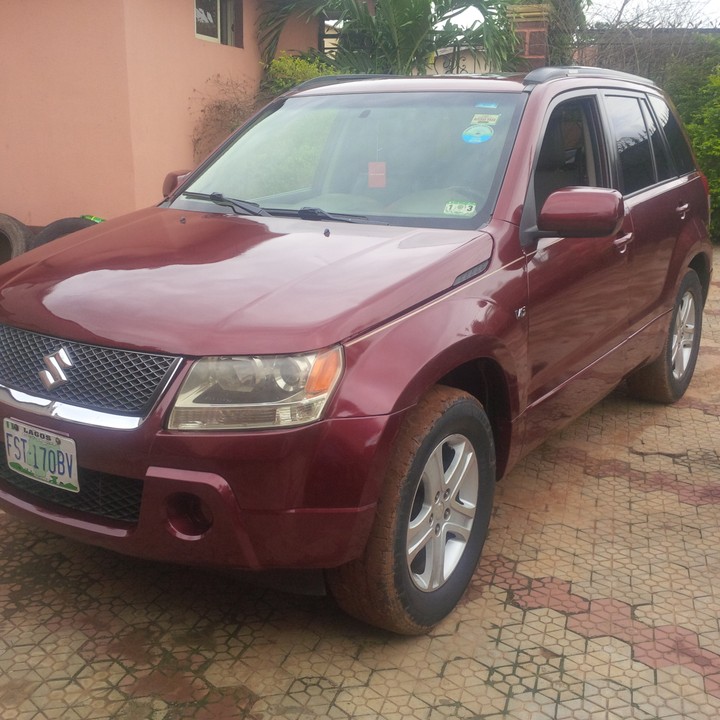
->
(195, 0, 243, 48)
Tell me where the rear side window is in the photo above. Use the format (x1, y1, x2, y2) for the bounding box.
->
(648, 95, 696, 176)
(641, 101, 673, 182)
(605, 95, 655, 194)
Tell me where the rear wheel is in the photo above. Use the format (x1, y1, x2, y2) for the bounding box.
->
(327, 386, 495, 634)
(627, 268, 703, 403)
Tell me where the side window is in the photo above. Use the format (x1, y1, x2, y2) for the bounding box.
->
(534, 97, 604, 210)
(605, 95, 655, 195)
(649, 96, 696, 176)
(641, 99, 673, 182)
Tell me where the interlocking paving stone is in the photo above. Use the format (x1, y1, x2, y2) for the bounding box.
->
(1, 250, 719, 719)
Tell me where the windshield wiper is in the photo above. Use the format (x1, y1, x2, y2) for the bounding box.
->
(296, 206, 379, 224)
(183, 191, 270, 217)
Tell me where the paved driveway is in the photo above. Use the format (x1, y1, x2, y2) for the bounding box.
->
(1, 251, 719, 720)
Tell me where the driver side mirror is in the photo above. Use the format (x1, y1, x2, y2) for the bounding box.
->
(538, 187, 625, 238)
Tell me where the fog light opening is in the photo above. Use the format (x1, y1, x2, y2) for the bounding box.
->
(166, 493, 213, 538)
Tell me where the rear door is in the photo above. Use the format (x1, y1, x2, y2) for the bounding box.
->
(601, 92, 706, 369)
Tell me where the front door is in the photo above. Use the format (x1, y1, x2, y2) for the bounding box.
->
(522, 95, 631, 450)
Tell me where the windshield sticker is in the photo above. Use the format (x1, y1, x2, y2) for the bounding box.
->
(444, 200, 477, 216)
(462, 124, 494, 144)
(471, 113, 500, 126)
(368, 161, 386, 188)
(475, 102, 498, 108)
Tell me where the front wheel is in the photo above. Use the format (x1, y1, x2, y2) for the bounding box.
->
(327, 386, 496, 634)
(627, 268, 703, 403)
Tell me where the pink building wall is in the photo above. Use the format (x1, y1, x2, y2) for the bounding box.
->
(0, 0, 319, 226)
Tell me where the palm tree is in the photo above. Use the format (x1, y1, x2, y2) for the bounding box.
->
(259, 0, 517, 74)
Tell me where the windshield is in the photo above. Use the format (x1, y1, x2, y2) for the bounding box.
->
(177, 90, 524, 229)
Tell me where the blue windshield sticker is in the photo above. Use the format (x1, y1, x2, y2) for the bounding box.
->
(475, 102, 498, 108)
(462, 124, 494, 144)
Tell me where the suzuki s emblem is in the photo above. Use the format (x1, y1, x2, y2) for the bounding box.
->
(40, 347, 73, 390)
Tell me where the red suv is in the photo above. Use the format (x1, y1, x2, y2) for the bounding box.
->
(0, 67, 712, 634)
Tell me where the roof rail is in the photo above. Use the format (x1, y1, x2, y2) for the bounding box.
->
(285, 72, 527, 94)
(524, 66, 656, 87)
(285, 74, 396, 94)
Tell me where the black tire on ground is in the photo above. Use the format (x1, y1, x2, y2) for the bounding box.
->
(327, 385, 496, 635)
(0, 213, 32, 262)
(30, 217, 98, 250)
(626, 268, 704, 403)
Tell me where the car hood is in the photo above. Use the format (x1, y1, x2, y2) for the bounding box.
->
(0, 208, 493, 356)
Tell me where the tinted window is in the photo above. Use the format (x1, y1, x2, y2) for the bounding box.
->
(605, 95, 655, 194)
(641, 99, 672, 182)
(649, 95, 696, 175)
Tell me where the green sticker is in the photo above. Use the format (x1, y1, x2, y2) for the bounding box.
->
(444, 200, 477, 216)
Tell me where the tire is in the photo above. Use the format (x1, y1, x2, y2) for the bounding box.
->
(626, 268, 703, 403)
(0, 213, 32, 262)
(29, 217, 98, 250)
(327, 386, 496, 635)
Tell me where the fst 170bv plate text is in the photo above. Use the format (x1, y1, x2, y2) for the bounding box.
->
(4, 419, 79, 493)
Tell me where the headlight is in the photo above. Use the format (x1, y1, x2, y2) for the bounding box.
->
(167, 346, 344, 430)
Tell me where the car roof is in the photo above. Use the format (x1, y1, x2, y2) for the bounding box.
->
(287, 74, 527, 96)
(285, 66, 656, 98)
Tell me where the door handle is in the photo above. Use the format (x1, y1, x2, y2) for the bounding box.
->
(676, 202, 689, 220)
(613, 232, 633, 254)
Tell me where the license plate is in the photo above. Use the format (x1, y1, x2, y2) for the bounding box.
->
(4, 418, 79, 493)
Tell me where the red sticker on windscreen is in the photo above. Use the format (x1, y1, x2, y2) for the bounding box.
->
(368, 161, 386, 188)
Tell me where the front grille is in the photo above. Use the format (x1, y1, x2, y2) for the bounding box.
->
(0, 464, 142, 523)
(0, 325, 181, 415)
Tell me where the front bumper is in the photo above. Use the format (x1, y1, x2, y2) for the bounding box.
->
(0, 401, 402, 570)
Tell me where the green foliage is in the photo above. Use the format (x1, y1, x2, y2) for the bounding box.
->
(259, 0, 517, 74)
(325, 0, 515, 74)
(686, 69, 720, 242)
(662, 37, 720, 121)
(263, 54, 335, 95)
(547, 0, 588, 65)
(259, 0, 328, 64)
(656, 36, 720, 243)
